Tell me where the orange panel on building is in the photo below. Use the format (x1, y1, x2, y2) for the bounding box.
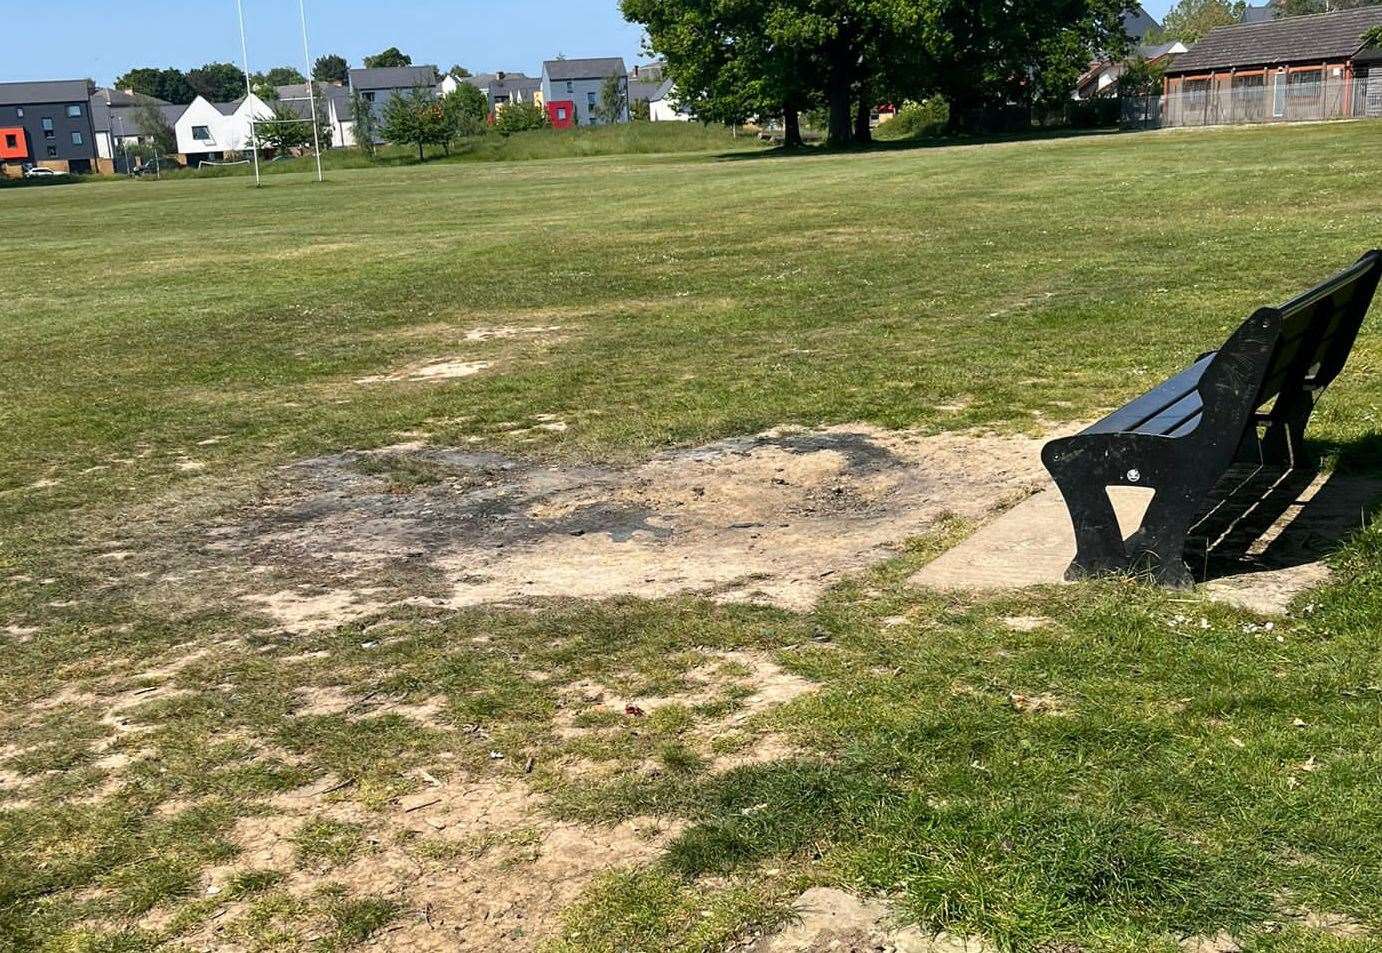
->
(0, 127, 28, 159)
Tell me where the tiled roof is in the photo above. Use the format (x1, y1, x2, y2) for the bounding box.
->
(1169, 6, 1382, 73)
(543, 58, 626, 81)
(94, 103, 187, 133)
(92, 87, 169, 108)
(0, 79, 92, 106)
(628, 80, 661, 103)
(349, 66, 438, 91)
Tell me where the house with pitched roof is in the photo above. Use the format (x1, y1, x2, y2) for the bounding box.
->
(1162, 7, 1382, 126)
(89, 88, 187, 172)
(648, 80, 692, 122)
(276, 83, 355, 148)
(173, 94, 274, 165)
(540, 58, 628, 127)
(445, 72, 543, 120)
(0, 79, 99, 175)
(348, 65, 439, 140)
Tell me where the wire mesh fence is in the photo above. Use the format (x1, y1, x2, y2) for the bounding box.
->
(1122, 71, 1381, 130)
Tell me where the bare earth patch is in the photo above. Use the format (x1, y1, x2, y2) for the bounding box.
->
(751, 887, 994, 952)
(356, 359, 493, 385)
(203, 425, 1048, 622)
(178, 774, 682, 952)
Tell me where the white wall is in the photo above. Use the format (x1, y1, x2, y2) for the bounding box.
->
(174, 94, 273, 157)
(649, 97, 691, 122)
(174, 97, 228, 155)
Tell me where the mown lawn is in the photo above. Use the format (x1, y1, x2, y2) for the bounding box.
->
(2, 122, 1382, 953)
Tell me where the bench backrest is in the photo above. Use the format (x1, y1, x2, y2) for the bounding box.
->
(1188, 251, 1381, 462)
(1252, 250, 1382, 411)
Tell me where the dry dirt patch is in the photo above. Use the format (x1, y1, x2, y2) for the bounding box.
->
(751, 887, 993, 952)
(206, 425, 1049, 625)
(180, 774, 681, 952)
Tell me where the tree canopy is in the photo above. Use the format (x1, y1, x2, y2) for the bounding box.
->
(114, 67, 196, 105)
(187, 63, 245, 104)
(364, 47, 413, 68)
(621, 0, 1129, 146)
(260, 66, 307, 87)
(1160, 0, 1246, 42)
(314, 54, 350, 84)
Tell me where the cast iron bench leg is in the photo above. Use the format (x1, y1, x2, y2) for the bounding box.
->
(1124, 487, 1199, 588)
(1045, 440, 1131, 579)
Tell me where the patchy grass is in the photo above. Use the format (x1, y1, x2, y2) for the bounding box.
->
(2, 121, 1382, 951)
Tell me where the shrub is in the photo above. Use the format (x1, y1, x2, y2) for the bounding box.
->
(493, 101, 548, 135)
(875, 97, 949, 141)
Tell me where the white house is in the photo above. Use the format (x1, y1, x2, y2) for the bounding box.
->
(648, 80, 691, 121)
(174, 93, 274, 163)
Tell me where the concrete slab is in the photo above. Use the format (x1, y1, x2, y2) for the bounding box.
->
(910, 473, 1382, 613)
(910, 485, 1151, 591)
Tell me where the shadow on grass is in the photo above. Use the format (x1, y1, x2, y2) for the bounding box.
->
(712, 125, 1127, 163)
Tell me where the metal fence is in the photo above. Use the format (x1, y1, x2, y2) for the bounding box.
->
(1122, 71, 1381, 130)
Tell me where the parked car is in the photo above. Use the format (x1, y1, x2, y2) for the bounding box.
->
(24, 166, 57, 178)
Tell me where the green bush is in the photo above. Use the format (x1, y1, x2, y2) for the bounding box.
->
(493, 101, 549, 135)
(875, 97, 949, 141)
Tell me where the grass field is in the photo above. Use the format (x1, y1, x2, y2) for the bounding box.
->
(2, 121, 1382, 953)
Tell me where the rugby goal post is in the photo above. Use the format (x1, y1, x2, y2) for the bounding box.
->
(234, 0, 324, 186)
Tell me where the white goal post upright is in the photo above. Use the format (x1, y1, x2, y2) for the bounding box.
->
(234, 0, 262, 187)
(234, 0, 325, 187)
(299, 0, 325, 183)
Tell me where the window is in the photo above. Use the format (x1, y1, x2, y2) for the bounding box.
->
(15, 107, 23, 118)
(42, 117, 54, 139)
(46, 145, 57, 157)
(1185, 79, 1210, 106)
(363, 91, 375, 102)
(556, 107, 567, 121)
(587, 91, 597, 108)
(566, 81, 573, 94)
(192, 125, 212, 142)
(4, 134, 15, 149)
(1287, 69, 1323, 100)
(71, 131, 82, 145)
(67, 104, 82, 117)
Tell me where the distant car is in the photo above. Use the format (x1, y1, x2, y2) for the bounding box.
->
(24, 166, 57, 178)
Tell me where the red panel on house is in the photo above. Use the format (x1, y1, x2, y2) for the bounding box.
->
(0, 127, 27, 160)
(546, 100, 575, 129)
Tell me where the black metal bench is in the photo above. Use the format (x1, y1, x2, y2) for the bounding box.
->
(1042, 250, 1382, 587)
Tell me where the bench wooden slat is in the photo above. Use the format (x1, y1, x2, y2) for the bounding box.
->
(1082, 353, 1215, 437)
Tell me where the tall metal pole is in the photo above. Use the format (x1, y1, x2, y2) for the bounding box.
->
(298, 0, 324, 182)
(235, 0, 262, 187)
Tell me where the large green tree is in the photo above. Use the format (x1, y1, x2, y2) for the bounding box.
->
(260, 66, 307, 87)
(313, 54, 349, 84)
(622, 0, 1127, 146)
(364, 47, 413, 68)
(186, 63, 245, 103)
(1161, 0, 1246, 42)
(115, 67, 196, 104)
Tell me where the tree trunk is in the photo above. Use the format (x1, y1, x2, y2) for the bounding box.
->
(854, 83, 873, 145)
(825, 37, 855, 148)
(417, 141, 425, 162)
(784, 105, 803, 148)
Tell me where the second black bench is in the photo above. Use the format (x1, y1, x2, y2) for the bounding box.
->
(1042, 250, 1382, 587)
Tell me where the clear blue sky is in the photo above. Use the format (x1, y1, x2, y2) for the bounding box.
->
(8, 1, 649, 85)
(11, 1, 1177, 86)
